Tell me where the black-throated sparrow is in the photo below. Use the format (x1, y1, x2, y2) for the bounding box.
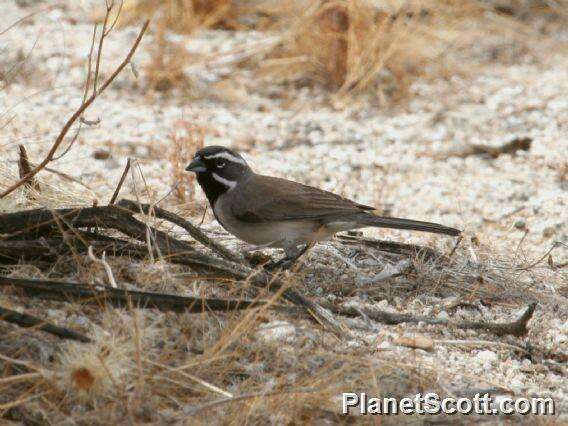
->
(186, 146, 460, 259)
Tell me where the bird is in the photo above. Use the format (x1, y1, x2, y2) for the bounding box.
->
(186, 146, 460, 263)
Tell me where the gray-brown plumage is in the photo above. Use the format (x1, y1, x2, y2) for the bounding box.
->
(186, 146, 460, 258)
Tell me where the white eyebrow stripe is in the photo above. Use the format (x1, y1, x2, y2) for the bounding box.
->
(203, 152, 247, 166)
(212, 172, 237, 190)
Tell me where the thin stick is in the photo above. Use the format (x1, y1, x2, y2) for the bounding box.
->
(147, 360, 233, 398)
(517, 241, 567, 271)
(0, 305, 91, 343)
(87, 246, 118, 288)
(324, 302, 537, 337)
(0, 393, 45, 411)
(0, 372, 43, 385)
(117, 199, 243, 263)
(0, 276, 264, 313)
(435, 339, 531, 355)
(186, 388, 318, 415)
(0, 20, 150, 199)
(1, 7, 54, 36)
(109, 158, 132, 204)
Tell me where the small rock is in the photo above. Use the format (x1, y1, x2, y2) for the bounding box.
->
(255, 321, 296, 343)
(476, 350, 498, 365)
(71, 316, 89, 327)
(93, 149, 111, 160)
(542, 226, 556, 238)
(393, 334, 435, 351)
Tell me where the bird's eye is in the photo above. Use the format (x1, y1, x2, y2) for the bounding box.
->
(216, 160, 226, 168)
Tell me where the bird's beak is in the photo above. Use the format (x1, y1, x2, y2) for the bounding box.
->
(185, 158, 206, 173)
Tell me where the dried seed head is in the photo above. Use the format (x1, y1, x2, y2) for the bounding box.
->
(55, 336, 130, 403)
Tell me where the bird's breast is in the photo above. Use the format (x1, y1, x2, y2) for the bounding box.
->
(213, 194, 331, 246)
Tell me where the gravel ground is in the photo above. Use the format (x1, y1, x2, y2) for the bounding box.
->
(1, 1, 567, 423)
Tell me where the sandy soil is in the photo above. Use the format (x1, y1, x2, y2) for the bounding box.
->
(1, 1, 567, 423)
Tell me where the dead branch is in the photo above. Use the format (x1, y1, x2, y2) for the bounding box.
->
(0, 276, 263, 313)
(0, 19, 150, 199)
(336, 234, 444, 261)
(109, 158, 131, 204)
(117, 199, 244, 263)
(0, 205, 248, 275)
(0, 236, 149, 264)
(0, 204, 347, 337)
(323, 302, 537, 337)
(0, 305, 91, 343)
(444, 137, 532, 159)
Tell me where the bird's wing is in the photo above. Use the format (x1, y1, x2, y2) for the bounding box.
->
(231, 175, 374, 223)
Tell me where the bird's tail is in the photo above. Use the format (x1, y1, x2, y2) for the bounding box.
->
(357, 213, 461, 236)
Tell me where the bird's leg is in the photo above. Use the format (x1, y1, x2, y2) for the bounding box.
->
(264, 244, 311, 271)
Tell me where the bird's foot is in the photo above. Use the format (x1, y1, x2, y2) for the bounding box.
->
(244, 251, 272, 268)
(263, 245, 310, 272)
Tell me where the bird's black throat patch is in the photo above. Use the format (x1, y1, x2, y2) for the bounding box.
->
(196, 172, 229, 207)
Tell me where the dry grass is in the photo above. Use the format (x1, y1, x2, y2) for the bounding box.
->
(260, 0, 543, 101)
(109, 0, 241, 32)
(167, 120, 204, 205)
(115, 0, 567, 101)
(1, 230, 565, 423)
(144, 27, 193, 92)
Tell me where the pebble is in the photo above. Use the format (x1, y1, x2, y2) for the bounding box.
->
(475, 350, 499, 365)
(255, 321, 296, 343)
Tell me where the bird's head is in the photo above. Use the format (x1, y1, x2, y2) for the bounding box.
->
(186, 146, 252, 204)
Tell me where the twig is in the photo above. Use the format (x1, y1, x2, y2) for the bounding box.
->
(0, 6, 55, 36)
(117, 199, 243, 264)
(336, 234, 443, 261)
(0, 204, 348, 337)
(443, 137, 532, 159)
(357, 258, 412, 285)
(0, 305, 91, 343)
(324, 302, 537, 337)
(87, 245, 118, 288)
(516, 241, 567, 271)
(0, 372, 42, 385)
(0, 20, 150, 199)
(147, 359, 233, 398)
(435, 339, 531, 355)
(109, 158, 131, 204)
(0, 276, 264, 313)
(185, 388, 318, 415)
(93, 1, 113, 95)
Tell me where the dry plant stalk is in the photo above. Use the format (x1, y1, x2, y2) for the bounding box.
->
(17, 145, 40, 195)
(145, 24, 191, 92)
(0, 4, 150, 199)
(168, 121, 204, 204)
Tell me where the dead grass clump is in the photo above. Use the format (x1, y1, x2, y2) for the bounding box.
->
(113, 0, 237, 33)
(168, 121, 204, 205)
(261, 0, 495, 101)
(54, 336, 131, 403)
(144, 28, 193, 92)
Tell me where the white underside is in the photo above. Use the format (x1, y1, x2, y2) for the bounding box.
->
(213, 196, 359, 250)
